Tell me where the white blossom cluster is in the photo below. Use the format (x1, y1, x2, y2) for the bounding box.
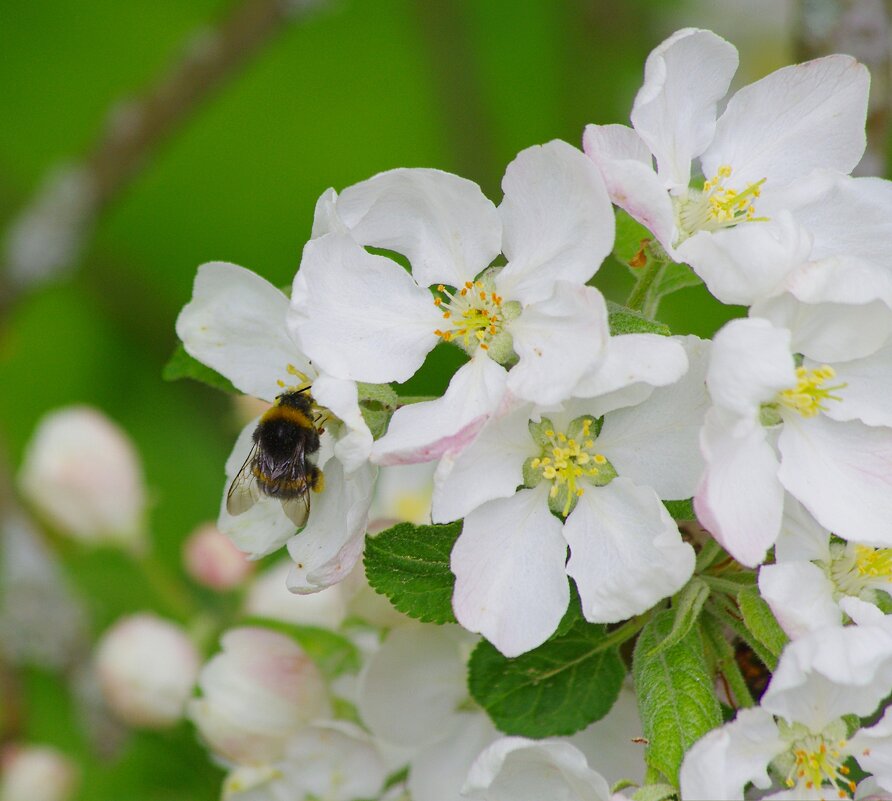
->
(171, 27, 892, 801)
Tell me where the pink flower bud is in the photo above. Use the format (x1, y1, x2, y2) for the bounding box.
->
(94, 613, 200, 729)
(18, 407, 146, 549)
(183, 523, 253, 591)
(189, 627, 330, 765)
(0, 745, 78, 801)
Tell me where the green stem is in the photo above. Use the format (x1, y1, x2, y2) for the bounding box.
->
(695, 539, 725, 572)
(138, 550, 199, 621)
(701, 573, 755, 597)
(701, 612, 755, 708)
(625, 258, 664, 315)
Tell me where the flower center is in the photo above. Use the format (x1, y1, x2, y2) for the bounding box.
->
(782, 731, 856, 799)
(275, 363, 331, 429)
(524, 416, 616, 517)
(432, 275, 520, 360)
(827, 542, 892, 600)
(674, 165, 767, 243)
(777, 365, 845, 419)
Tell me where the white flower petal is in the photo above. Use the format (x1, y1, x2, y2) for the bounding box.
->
(497, 141, 614, 305)
(850, 707, 892, 793)
(451, 487, 569, 657)
(310, 187, 345, 237)
(565, 478, 694, 623)
(582, 123, 676, 254)
(703, 55, 869, 189)
(596, 335, 709, 500)
(431, 404, 533, 524)
(631, 28, 738, 190)
(334, 168, 501, 287)
(176, 262, 305, 403)
(815, 343, 892, 428)
(463, 738, 612, 801)
(778, 415, 892, 546)
(774, 497, 831, 563)
(357, 626, 468, 750)
(707, 318, 795, 417)
(762, 623, 892, 729)
(695, 408, 784, 568)
(751, 292, 892, 363)
(310, 374, 373, 472)
(371, 354, 508, 466)
(286, 460, 376, 593)
(506, 282, 610, 405)
(289, 233, 439, 383)
(572, 333, 688, 414)
(217, 421, 297, 558)
(758, 562, 841, 639)
(677, 211, 812, 306)
(679, 707, 785, 801)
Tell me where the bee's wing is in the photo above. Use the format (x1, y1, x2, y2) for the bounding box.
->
(226, 445, 262, 516)
(281, 495, 311, 528)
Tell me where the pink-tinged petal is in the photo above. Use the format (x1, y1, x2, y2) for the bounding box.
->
(497, 140, 614, 305)
(572, 333, 688, 414)
(695, 408, 784, 567)
(310, 187, 345, 238)
(217, 421, 296, 558)
(707, 318, 795, 417)
(506, 282, 610, 405)
(451, 487, 569, 658)
(596, 336, 709, 500)
(310, 374, 373, 472)
(762, 624, 892, 729)
(814, 344, 892, 428)
(751, 292, 892, 363)
(289, 233, 439, 383)
(679, 707, 785, 801)
(463, 738, 612, 801)
(778, 415, 892, 546)
(703, 55, 869, 189)
(583, 123, 677, 253)
(758, 562, 841, 639)
(286, 460, 376, 593)
(676, 211, 812, 306)
(371, 354, 508, 466)
(631, 28, 738, 190)
(565, 478, 694, 623)
(334, 168, 501, 287)
(432, 404, 534, 524)
(176, 262, 306, 403)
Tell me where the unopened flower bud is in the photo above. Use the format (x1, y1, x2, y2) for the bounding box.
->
(95, 613, 200, 729)
(0, 745, 78, 801)
(18, 407, 146, 550)
(183, 523, 253, 591)
(189, 627, 330, 765)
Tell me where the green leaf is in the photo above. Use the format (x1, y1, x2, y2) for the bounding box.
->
(468, 619, 625, 737)
(162, 343, 237, 394)
(633, 609, 722, 786)
(613, 209, 653, 266)
(631, 784, 678, 801)
(239, 617, 361, 677)
(607, 301, 671, 336)
(363, 522, 462, 624)
(737, 587, 789, 662)
(662, 498, 694, 520)
(649, 261, 702, 298)
(647, 578, 710, 657)
(357, 382, 399, 439)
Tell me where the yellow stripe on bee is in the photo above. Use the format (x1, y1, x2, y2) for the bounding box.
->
(261, 404, 314, 429)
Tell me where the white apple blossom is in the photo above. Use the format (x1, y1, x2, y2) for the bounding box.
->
(438, 336, 707, 656)
(188, 627, 330, 766)
(759, 499, 892, 638)
(584, 28, 892, 353)
(176, 261, 376, 592)
(695, 317, 892, 567)
(94, 613, 200, 729)
(0, 745, 79, 801)
(289, 140, 616, 465)
(680, 622, 892, 800)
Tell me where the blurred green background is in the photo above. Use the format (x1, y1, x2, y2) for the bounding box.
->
(0, 1, 799, 798)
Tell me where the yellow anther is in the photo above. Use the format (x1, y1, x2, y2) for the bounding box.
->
(778, 365, 846, 418)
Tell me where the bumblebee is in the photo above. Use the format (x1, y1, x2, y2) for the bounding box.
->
(226, 388, 324, 527)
